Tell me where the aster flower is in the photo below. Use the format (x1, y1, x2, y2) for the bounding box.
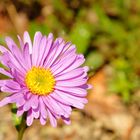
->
(0, 31, 90, 127)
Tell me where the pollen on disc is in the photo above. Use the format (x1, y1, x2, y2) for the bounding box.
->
(25, 67, 55, 95)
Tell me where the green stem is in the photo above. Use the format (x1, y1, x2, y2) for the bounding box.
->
(17, 114, 27, 140)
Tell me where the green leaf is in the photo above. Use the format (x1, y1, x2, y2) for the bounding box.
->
(69, 22, 92, 53)
(85, 51, 104, 70)
(28, 22, 51, 39)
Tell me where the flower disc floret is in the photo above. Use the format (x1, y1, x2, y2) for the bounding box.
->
(25, 67, 55, 95)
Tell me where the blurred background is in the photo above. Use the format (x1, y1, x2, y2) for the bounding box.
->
(0, 0, 140, 140)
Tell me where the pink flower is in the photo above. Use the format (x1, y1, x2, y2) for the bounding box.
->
(0, 31, 90, 127)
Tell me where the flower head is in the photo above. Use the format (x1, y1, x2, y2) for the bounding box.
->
(0, 31, 90, 127)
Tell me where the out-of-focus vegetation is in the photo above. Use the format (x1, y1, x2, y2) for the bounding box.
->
(1, 0, 139, 103)
(0, 1, 140, 140)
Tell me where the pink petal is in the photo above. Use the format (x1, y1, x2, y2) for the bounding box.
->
(30, 95, 39, 109)
(1, 86, 19, 93)
(5, 52, 26, 74)
(44, 96, 70, 117)
(0, 68, 13, 78)
(62, 116, 71, 125)
(17, 106, 24, 116)
(17, 35, 24, 50)
(0, 93, 23, 107)
(59, 55, 85, 75)
(0, 97, 10, 107)
(54, 90, 87, 109)
(32, 31, 42, 66)
(55, 68, 84, 80)
(51, 53, 76, 75)
(32, 108, 40, 119)
(11, 68, 25, 85)
(56, 101, 72, 118)
(47, 109, 57, 127)
(42, 97, 60, 115)
(5, 41, 28, 71)
(26, 109, 34, 126)
(44, 40, 67, 68)
(40, 116, 46, 125)
(40, 33, 54, 66)
(5, 36, 17, 51)
(0, 80, 7, 87)
(36, 36, 47, 66)
(23, 43, 32, 69)
(5, 80, 21, 90)
(23, 31, 32, 54)
(0, 45, 9, 53)
(23, 96, 33, 111)
(56, 78, 87, 87)
(55, 86, 87, 97)
(39, 97, 47, 119)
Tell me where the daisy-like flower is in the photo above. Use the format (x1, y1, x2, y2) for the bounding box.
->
(0, 31, 90, 127)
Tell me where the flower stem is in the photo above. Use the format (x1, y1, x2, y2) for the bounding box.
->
(17, 114, 27, 140)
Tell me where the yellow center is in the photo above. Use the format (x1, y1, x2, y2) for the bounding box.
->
(25, 67, 55, 96)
